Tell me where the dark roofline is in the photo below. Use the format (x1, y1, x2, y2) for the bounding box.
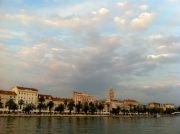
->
(16, 86, 38, 91)
(0, 90, 17, 95)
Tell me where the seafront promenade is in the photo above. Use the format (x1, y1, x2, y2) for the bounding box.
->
(0, 112, 176, 118)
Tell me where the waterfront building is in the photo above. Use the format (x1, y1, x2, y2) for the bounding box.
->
(38, 94, 53, 104)
(111, 100, 123, 109)
(123, 99, 139, 107)
(73, 91, 94, 104)
(11, 86, 38, 106)
(52, 98, 65, 108)
(0, 90, 17, 109)
(163, 103, 176, 110)
(148, 102, 161, 108)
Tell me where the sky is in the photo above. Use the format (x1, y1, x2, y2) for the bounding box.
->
(0, 0, 180, 104)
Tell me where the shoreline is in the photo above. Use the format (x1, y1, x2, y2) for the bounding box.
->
(0, 114, 176, 118)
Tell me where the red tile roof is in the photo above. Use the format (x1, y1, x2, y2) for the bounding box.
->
(148, 102, 160, 105)
(16, 86, 38, 91)
(0, 90, 16, 95)
(123, 99, 138, 103)
(52, 98, 65, 102)
(164, 103, 174, 105)
(38, 94, 52, 99)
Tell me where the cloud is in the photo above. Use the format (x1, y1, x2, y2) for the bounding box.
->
(131, 12, 155, 29)
(92, 8, 109, 16)
(149, 34, 163, 40)
(114, 16, 126, 26)
(117, 2, 130, 10)
(147, 54, 171, 60)
(0, 0, 179, 104)
(147, 53, 179, 64)
(139, 5, 148, 11)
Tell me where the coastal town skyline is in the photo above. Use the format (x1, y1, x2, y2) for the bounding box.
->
(0, 0, 180, 105)
(0, 85, 178, 106)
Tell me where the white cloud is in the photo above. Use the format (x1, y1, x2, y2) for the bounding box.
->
(0, 28, 28, 40)
(147, 53, 175, 60)
(114, 16, 126, 25)
(97, 8, 109, 15)
(131, 12, 155, 29)
(149, 34, 163, 40)
(156, 45, 167, 50)
(117, 2, 129, 10)
(139, 5, 148, 11)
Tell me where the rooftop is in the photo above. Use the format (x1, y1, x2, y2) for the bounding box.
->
(38, 94, 53, 99)
(16, 86, 38, 92)
(52, 98, 65, 102)
(123, 99, 138, 103)
(148, 102, 160, 105)
(0, 90, 17, 95)
(73, 91, 94, 97)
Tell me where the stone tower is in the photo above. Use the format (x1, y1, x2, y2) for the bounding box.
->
(109, 87, 115, 100)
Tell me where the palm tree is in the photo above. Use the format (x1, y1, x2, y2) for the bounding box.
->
(59, 104, 65, 114)
(177, 106, 180, 112)
(67, 100, 75, 114)
(75, 101, 82, 114)
(18, 99, 24, 110)
(64, 99, 68, 111)
(116, 106, 121, 115)
(5, 99, 18, 112)
(97, 103, 104, 114)
(55, 104, 65, 114)
(47, 101, 54, 114)
(89, 102, 96, 115)
(23, 103, 36, 114)
(83, 102, 89, 114)
(37, 96, 46, 114)
(129, 104, 134, 113)
(0, 101, 3, 108)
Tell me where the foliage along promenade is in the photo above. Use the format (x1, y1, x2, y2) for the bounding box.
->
(0, 97, 180, 116)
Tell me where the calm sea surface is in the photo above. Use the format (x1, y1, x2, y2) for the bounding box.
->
(0, 116, 180, 134)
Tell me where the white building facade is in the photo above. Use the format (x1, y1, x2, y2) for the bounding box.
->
(73, 91, 94, 104)
(11, 86, 38, 106)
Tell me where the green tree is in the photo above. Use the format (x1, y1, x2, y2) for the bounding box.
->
(97, 103, 104, 114)
(67, 100, 75, 114)
(64, 99, 68, 110)
(111, 107, 121, 115)
(89, 102, 96, 115)
(129, 105, 134, 113)
(47, 101, 54, 114)
(0, 101, 3, 108)
(116, 106, 121, 114)
(5, 99, 18, 112)
(177, 106, 180, 112)
(23, 103, 36, 114)
(55, 104, 65, 114)
(75, 101, 82, 114)
(83, 102, 89, 114)
(121, 109, 128, 115)
(18, 99, 24, 110)
(37, 96, 46, 114)
(164, 108, 175, 114)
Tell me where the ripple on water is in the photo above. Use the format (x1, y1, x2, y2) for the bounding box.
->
(0, 116, 180, 134)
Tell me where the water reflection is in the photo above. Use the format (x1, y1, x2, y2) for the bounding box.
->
(0, 116, 180, 134)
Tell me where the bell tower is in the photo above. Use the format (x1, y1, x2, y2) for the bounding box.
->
(109, 87, 115, 100)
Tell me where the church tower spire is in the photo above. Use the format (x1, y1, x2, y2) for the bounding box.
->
(109, 87, 115, 100)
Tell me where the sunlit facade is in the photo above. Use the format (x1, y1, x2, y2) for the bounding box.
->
(73, 91, 94, 104)
(11, 86, 38, 106)
(0, 90, 17, 109)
